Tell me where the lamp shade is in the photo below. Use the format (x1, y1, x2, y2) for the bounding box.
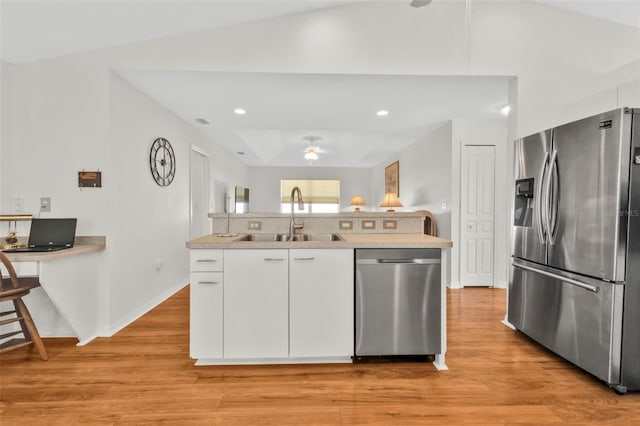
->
(349, 195, 365, 212)
(379, 192, 403, 212)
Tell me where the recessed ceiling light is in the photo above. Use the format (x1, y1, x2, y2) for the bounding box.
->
(500, 105, 511, 116)
(234, 108, 247, 115)
(195, 118, 210, 125)
(376, 110, 389, 117)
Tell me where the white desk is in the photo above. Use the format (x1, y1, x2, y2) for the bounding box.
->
(3, 237, 106, 345)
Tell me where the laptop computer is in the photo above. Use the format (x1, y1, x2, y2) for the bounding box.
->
(3, 218, 77, 253)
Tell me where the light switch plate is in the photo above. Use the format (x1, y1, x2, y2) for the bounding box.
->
(40, 197, 51, 212)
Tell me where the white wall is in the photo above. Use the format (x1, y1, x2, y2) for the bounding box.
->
(451, 119, 509, 289)
(0, 61, 249, 334)
(248, 166, 371, 212)
(371, 122, 453, 237)
(107, 73, 248, 330)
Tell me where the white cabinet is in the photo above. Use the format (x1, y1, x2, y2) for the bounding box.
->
(190, 271, 223, 359)
(189, 249, 224, 359)
(223, 249, 289, 359)
(190, 247, 355, 363)
(289, 249, 354, 358)
(190, 249, 223, 272)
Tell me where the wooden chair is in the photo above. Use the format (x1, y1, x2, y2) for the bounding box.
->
(0, 252, 48, 360)
(416, 210, 437, 236)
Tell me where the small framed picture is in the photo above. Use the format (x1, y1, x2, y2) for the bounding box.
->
(385, 161, 399, 196)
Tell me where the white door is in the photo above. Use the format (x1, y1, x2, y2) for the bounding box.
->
(460, 145, 495, 286)
(190, 148, 209, 240)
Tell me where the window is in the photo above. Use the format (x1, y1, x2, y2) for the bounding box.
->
(280, 179, 340, 213)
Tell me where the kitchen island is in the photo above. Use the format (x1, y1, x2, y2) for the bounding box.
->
(187, 233, 452, 370)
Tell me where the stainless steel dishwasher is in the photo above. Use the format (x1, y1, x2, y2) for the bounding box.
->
(355, 248, 441, 356)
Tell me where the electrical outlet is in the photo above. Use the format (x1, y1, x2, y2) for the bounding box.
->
(383, 220, 397, 230)
(362, 220, 376, 230)
(15, 198, 24, 213)
(40, 197, 51, 212)
(248, 221, 262, 230)
(441, 200, 448, 210)
(339, 220, 353, 230)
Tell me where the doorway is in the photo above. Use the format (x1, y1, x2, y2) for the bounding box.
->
(190, 147, 209, 240)
(460, 145, 495, 287)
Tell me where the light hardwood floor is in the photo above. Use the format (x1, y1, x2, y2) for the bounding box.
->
(1, 287, 638, 425)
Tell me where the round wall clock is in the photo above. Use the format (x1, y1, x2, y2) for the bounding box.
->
(149, 137, 176, 186)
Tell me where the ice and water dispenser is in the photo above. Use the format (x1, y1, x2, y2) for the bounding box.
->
(514, 178, 534, 227)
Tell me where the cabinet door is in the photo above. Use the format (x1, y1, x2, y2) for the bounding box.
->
(290, 249, 354, 358)
(224, 249, 288, 359)
(190, 272, 223, 359)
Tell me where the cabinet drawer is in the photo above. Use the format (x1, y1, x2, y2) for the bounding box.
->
(190, 271, 224, 287)
(190, 249, 223, 272)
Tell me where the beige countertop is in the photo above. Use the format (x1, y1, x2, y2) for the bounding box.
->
(2, 236, 106, 262)
(187, 233, 452, 249)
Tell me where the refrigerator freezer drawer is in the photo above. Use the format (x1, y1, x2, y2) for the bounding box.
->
(509, 261, 624, 385)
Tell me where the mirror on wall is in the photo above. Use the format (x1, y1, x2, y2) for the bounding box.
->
(235, 186, 250, 213)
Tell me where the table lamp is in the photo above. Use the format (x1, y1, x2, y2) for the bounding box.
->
(379, 192, 403, 212)
(349, 195, 365, 212)
(0, 214, 32, 249)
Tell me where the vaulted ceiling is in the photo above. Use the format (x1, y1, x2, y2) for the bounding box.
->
(1, 1, 637, 167)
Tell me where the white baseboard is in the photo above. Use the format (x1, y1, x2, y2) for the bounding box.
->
(501, 318, 516, 330)
(106, 278, 188, 337)
(493, 280, 507, 289)
(449, 281, 463, 289)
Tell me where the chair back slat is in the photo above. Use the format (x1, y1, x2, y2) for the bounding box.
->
(0, 252, 21, 291)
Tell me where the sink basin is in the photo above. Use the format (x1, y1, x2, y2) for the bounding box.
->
(302, 233, 343, 241)
(241, 233, 280, 242)
(240, 233, 342, 242)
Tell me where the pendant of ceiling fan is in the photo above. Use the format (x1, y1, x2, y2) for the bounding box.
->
(410, 0, 432, 8)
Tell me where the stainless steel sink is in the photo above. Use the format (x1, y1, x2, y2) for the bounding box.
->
(241, 233, 280, 242)
(302, 233, 343, 241)
(240, 233, 342, 242)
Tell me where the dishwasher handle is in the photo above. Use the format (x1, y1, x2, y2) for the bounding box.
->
(357, 258, 441, 265)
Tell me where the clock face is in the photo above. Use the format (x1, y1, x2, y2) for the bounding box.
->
(149, 137, 176, 186)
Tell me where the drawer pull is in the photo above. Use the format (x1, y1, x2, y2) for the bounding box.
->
(264, 258, 285, 262)
(196, 259, 218, 263)
(197, 281, 219, 285)
(294, 257, 315, 261)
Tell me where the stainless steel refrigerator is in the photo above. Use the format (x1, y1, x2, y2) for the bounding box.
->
(509, 107, 640, 394)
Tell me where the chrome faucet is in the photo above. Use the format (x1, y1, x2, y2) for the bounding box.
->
(290, 186, 304, 240)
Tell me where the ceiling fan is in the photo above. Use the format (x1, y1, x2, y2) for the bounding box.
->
(410, 0, 433, 7)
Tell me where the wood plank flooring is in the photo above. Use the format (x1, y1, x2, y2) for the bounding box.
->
(1, 287, 638, 425)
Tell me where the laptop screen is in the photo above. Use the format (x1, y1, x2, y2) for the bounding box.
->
(28, 218, 77, 248)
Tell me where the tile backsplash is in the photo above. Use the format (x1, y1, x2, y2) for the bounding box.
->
(209, 212, 427, 235)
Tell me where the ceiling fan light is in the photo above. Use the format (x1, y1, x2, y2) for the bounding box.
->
(304, 148, 318, 161)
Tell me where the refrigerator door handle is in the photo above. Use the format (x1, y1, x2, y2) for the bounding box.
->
(536, 151, 550, 243)
(513, 262, 599, 293)
(547, 149, 559, 245)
